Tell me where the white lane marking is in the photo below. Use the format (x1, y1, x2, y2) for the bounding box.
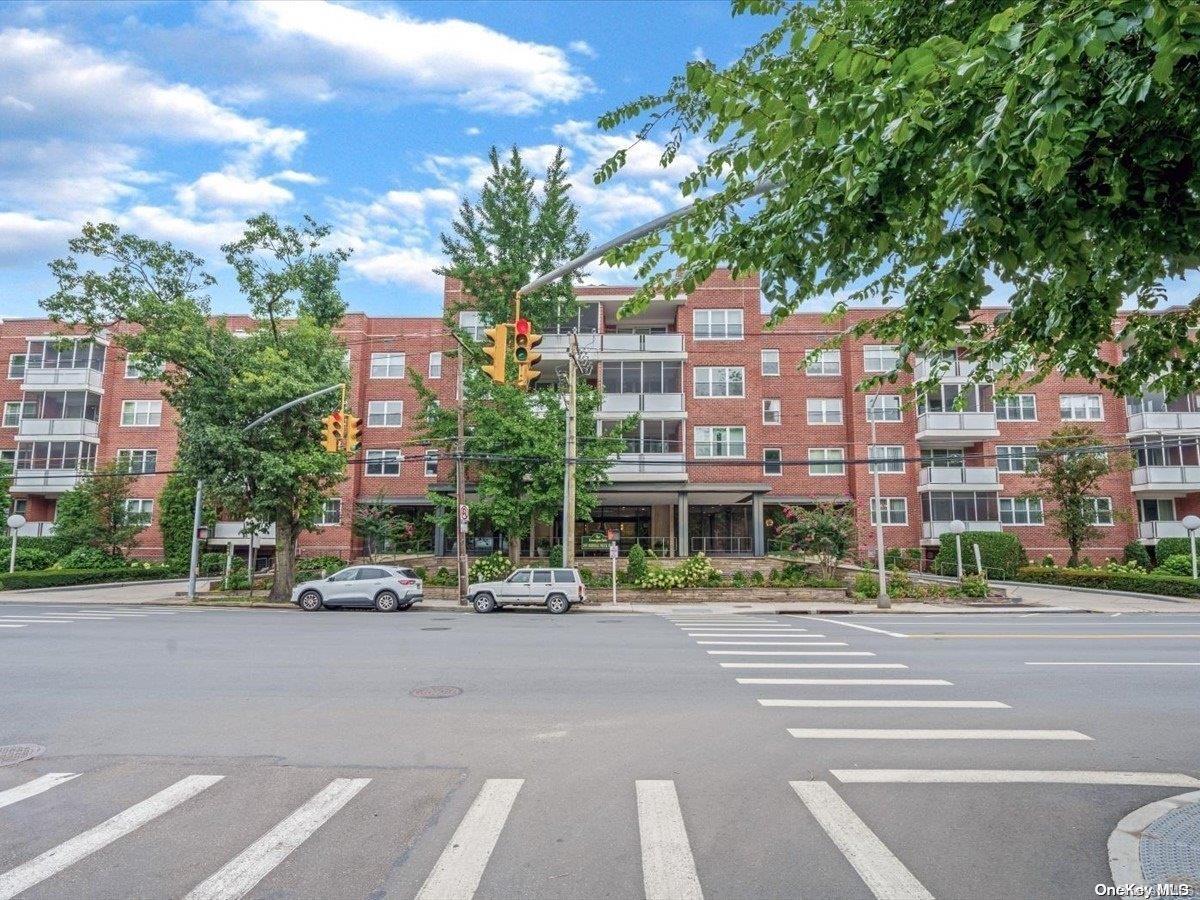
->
(0, 774, 223, 900)
(1026, 661, 1200, 666)
(789, 728, 1092, 741)
(722, 663, 907, 669)
(833, 770, 1200, 786)
(185, 778, 370, 900)
(415, 779, 523, 900)
(761, 699, 1009, 709)
(636, 780, 703, 900)
(0, 774, 80, 810)
(0, 618, 74, 623)
(738, 678, 953, 686)
(0, 624, 28, 629)
(798, 617, 908, 638)
(791, 781, 932, 900)
(685, 633, 827, 638)
(696, 641, 847, 646)
(707, 651, 876, 657)
(35, 615, 114, 620)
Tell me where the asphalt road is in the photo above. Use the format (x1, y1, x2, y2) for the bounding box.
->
(0, 601, 1198, 899)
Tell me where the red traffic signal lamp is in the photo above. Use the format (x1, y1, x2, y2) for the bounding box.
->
(513, 317, 542, 388)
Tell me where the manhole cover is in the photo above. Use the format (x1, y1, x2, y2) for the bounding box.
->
(421, 627, 451, 631)
(0, 744, 44, 767)
(1141, 803, 1200, 889)
(410, 685, 462, 699)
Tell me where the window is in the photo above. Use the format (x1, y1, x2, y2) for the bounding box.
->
(457, 311, 486, 342)
(805, 349, 841, 376)
(999, 497, 1044, 525)
(920, 382, 993, 414)
(319, 498, 342, 526)
(921, 448, 965, 469)
(0, 450, 15, 465)
(2, 402, 20, 428)
(8, 354, 26, 379)
(994, 394, 1037, 421)
(124, 499, 153, 524)
(365, 449, 402, 475)
(603, 361, 682, 394)
(763, 399, 782, 425)
(357, 567, 390, 580)
(1085, 497, 1114, 526)
(1138, 498, 1176, 522)
(370, 352, 406, 378)
(11, 497, 26, 515)
(763, 448, 782, 476)
(868, 445, 905, 474)
(552, 569, 577, 583)
(694, 426, 746, 458)
(116, 449, 157, 474)
(21, 390, 100, 422)
(428, 352, 442, 379)
(870, 498, 908, 525)
(25, 339, 105, 372)
(692, 309, 743, 340)
(866, 394, 903, 422)
(15, 441, 97, 471)
(424, 449, 439, 477)
(507, 571, 531, 584)
(761, 349, 780, 376)
(124, 354, 160, 379)
(806, 398, 842, 425)
(367, 400, 403, 427)
(1060, 394, 1103, 421)
(1131, 437, 1200, 468)
(920, 491, 999, 523)
(996, 445, 1039, 474)
(606, 419, 683, 454)
(693, 366, 744, 398)
(120, 400, 161, 426)
(808, 447, 845, 475)
(863, 345, 900, 373)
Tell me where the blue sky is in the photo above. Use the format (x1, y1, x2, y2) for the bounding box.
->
(0, 0, 770, 318)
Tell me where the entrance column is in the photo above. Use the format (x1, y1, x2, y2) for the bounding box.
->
(752, 493, 765, 557)
(676, 491, 689, 558)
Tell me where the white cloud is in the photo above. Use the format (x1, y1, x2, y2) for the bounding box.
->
(231, 0, 592, 114)
(118, 204, 246, 252)
(464, 126, 481, 136)
(350, 247, 443, 292)
(0, 211, 79, 265)
(0, 140, 156, 215)
(568, 40, 597, 59)
(176, 170, 296, 214)
(0, 27, 304, 159)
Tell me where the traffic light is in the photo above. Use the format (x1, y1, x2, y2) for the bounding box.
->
(343, 413, 362, 453)
(514, 318, 542, 388)
(481, 323, 508, 384)
(321, 411, 344, 452)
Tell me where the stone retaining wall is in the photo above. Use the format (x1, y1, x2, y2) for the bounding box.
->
(422, 585, 847, 603)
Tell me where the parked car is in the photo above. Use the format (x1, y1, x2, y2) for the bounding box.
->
(467, 567, 585, 614)
(292, 565, 423, 612)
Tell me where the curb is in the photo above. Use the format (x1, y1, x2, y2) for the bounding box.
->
(0, 577, 208, 595)
(1109, 788, 1200, 890)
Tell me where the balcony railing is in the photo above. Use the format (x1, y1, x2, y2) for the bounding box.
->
(921, 520, 1003, 541)
(1127, 411, 1200, 433)
(917, 466, 1001, 490)
(11, 469, 87, 495)
(541, 333, 685, 355)
(915, 411, 999, 441)
(21, 367, 105, 392)
(1138, 521, 1190, 541)
(913, 357, 980, 382)
(609, 453, 687, 479)
(14, 522, 56, 537)
(1130, 465, 1200, 492)
(600, 393, 685, 414)
(16, 418, 100, 441)
(689, 535, 753, 556)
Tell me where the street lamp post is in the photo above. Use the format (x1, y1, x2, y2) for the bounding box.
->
(7, 514, 26, 574)
(1183, 514, 1200, 580)
(949, 519, 967, 580)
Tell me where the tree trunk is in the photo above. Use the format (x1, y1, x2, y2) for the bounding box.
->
(271, 513, 296, 601)
(508, 530, 521, 566)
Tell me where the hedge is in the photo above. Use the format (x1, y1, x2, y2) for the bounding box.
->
(1013, 566, 1200, 599)
(933, 531, 1027, 579)
(0, 566, 176, 591)
(1154, 538, 1193, 563)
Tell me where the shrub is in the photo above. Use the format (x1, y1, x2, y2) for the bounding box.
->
(0, 566, 174, 591)
(884, 547, 922, 571)
(1155, 538, 1191, 563)
(11, 546, 57, 572)
(853, 571, 880, 598)
(634, 553, 722, 590)
(15, 535, 68, 561)
(430, 567, 455, 587)
(1156, 554, 1196, 577)
(53, 546, 124, 571)
(731, 570, 748, 587)
(412, 566, 427, 580)
(1078, 557, 1094, 568)
(295, 556, 346, 579)
(933, 531, 1026, 579)
(1124, 542, 1152, 571)
(1105, 559, 1146, 575)
(548, 545, 564, 567)
(750, 570, 765, 586)
(626, 544, 648, 582)
(198, 552, 227, 575)
(1013, 566, 1200, 598)
(959, 575, 989, 598)
(469, 552, 512, 583)
(1042, 554, 1056, 567)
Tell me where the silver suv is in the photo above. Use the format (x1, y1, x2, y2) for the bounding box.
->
(292, 565, 423, 612)
(468, 568, 585, 614)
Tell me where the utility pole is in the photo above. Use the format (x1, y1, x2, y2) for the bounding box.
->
(455, 344, 469, 602)
(561, 333, 579, 567)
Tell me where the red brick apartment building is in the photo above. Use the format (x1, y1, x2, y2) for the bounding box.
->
(3, 270, 1198, 565)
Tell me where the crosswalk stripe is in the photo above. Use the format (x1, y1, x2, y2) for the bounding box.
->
(35, 615, 114, 620)
(415, 778, 523, 900)
(0, 618, 74, 623)
(791, 781, 932, 900)
(686, 633, 827, 638)
(0, 624, 28, 629)
(696, 641, 847, 646)
(636, 780, 703, 900)
(707, 651, 875, 657)
(0, 773, 80, 810)
(185, 778, 370, 900)
(789, 728, 1092, 741)
(831, 770, 1200, 786)
(721, 663, 907, 669)
(738, 678, 953, 686)
(760, 699, 1009, 708)
(0, 774, 223, 900)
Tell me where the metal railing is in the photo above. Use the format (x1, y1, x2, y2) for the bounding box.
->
(600, 393, 685, 414)
(920, 520, 1003, 541)
(915, 411, 999, 435)
(689, 536, 753, 556)
(1138, 521, 1189, 541)
(1127, 411, 1200, 432)
(917, 466, 1001, 488)
(1130, 465, 1200, 488)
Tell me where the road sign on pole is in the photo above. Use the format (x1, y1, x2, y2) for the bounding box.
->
(458, 503, 469, 533)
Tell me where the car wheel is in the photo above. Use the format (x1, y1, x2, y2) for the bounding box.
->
(299, 590, 323, 611)
(374, 591, 399, 612)
(546, 593, 571, 615)
(473, 592, 496, 613)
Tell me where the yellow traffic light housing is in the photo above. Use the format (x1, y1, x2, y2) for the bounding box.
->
(481, 323, 508, 384)
(344, 413, 362, 453)
(321, 411, 344, 452)
(514, 318, 542, 388)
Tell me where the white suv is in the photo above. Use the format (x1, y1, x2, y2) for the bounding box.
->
(292, 565, 423, 612)
(468, 568, 585, 614)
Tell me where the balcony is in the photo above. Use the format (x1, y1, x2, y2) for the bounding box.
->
(913, 357, 981, 382)
(209, 521, 277, 546)
(14, 521, 56, 538)
(608, 453, 687, 482)
(21, 367, 105, 393)
(1138, 521, 1191, 543)
(915, 411, 999, 443)
(16, 418, 100, 441)
(917, 466, 1002, 492)
(920, 520, 1003, 545)
(1130, 465, 1200, 495)
(600, 393, 685, 416)
(540, 333, 685, 358)
(11, 469, 87, 495)
(1126, 411, 1200, 435)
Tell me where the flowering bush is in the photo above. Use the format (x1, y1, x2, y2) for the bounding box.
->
(469, 552, 513, 582)
(634, 553, 722, 590)
(1156, 554, 1196, 577)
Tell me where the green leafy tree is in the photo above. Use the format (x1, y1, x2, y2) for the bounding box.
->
(597, 0, 1200, 397)
(0, 460, 11, 516)
(1026, 425, 1128, 566)
(775, 503, 856, 579)
(159, 472, 217, 570)
(52, 462, 145, 559)
(42, 215, 351, 600)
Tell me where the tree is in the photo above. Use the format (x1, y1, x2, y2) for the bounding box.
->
(416, 147, 632, 561)
(596, 1, 1200, 397)
(42, 216, 351, 600)
(0, 460, 10, 516)
(1026, 425, 1128, 566)
(159, 472, 217, 570)
(52, 462, 145, 559)
(775, 503, 856, 578)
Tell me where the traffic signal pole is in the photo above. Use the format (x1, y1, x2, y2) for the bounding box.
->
(562, 333, 579, 567)
(455, 342, 469, 602)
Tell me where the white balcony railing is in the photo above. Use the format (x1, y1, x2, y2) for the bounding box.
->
(210, 521, 277, 545)
(11, 469, 87, 495)
(600, 393, 685, 414)
(1138, 521, 1190, 541)
(540, 333, 684, 355)
(16, 418, 101, 441)
(915, 411, 999, 440)
(913, 357, 979, 382)
(917, 466, 1001, 490)
(14, 522, 56, 537)
(20, 367, 105, 392)
(1127, 412, 1200, 433)
(921, 520, 1003, 541)
(1130, 465, 1200, 492)
(609, 453, 687, 480)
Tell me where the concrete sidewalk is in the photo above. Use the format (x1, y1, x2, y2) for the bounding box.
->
(0, 579, 212, 605)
